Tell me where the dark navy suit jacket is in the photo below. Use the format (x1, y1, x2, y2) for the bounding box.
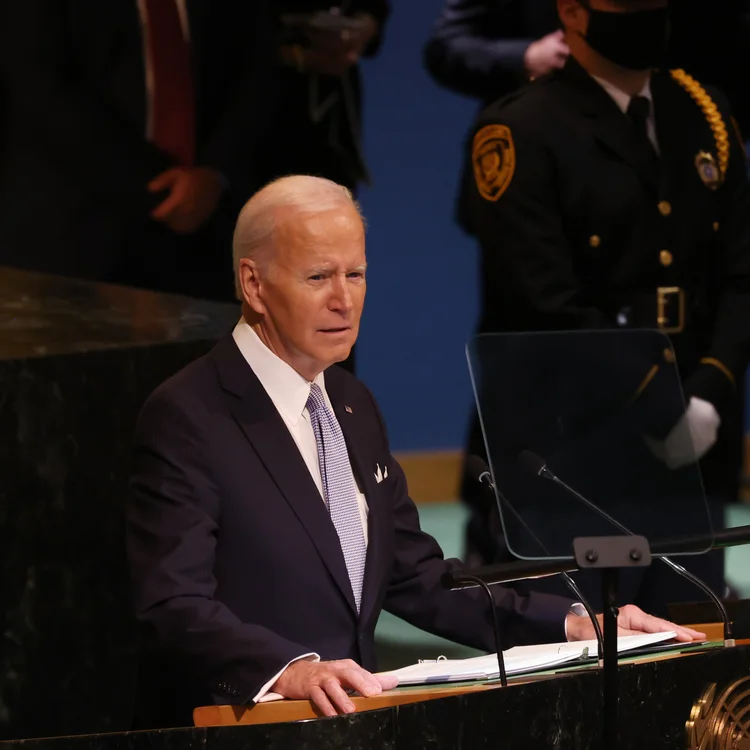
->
(126, 335, 571, 727)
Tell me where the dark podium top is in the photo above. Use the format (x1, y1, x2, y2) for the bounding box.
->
(0, 267, 238, 359)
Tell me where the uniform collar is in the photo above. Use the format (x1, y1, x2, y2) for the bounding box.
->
(591, 75, 653, 115)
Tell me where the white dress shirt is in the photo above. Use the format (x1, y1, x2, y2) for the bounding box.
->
(232, 318, 369, 701)
(592, 75, 660, 153)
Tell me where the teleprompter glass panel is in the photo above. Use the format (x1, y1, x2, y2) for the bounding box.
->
(466, 330, 713, 560)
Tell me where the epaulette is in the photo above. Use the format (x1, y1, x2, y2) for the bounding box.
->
(671, 68, 729, 188)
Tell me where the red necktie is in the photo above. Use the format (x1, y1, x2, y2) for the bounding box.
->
(143, 0, 195, 166)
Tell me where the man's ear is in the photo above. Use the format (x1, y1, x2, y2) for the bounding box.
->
(239, 257, 265, 315)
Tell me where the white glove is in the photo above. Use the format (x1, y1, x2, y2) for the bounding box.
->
(645, 397, 720, 469)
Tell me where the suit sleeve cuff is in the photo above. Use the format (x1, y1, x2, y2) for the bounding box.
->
(564, 603, 588, 641)
(252, 652, 320, 702)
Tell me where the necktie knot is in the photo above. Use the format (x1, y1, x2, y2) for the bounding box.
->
(627, 95, 651, 136)
(306, 383, 327, 416)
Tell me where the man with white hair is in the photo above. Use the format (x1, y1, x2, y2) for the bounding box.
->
(126, 175, 701, 727)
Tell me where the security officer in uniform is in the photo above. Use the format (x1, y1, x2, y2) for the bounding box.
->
(465, 0, 750, 613)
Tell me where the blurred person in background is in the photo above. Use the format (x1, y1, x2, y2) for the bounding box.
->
(253, 1, 390, 372)
(0, 1, 276, 302)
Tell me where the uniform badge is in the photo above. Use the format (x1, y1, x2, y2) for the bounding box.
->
(472, 124, 516, 202)
(695, 151, 722, 190)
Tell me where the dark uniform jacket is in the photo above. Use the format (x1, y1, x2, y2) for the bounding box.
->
(469, 58, 750, 452)
(461, 60, 750, 605)
(425, 1, 750, 237)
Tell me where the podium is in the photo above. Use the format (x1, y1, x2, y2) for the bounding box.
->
(0, 637, 746, 750)
(194, 627, 731, 730)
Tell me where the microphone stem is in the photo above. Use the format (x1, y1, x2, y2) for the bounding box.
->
(561, 572, 605, 662)
(659, 558, 734, 646)
(550, 475, 733, 646)
(489, 479, 605, 660)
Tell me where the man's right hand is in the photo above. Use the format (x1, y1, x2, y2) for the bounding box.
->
(524, 30, 569, 79)
(271, 659, 398, 716)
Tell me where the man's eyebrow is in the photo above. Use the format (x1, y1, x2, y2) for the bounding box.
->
(304, 263, 368, 274)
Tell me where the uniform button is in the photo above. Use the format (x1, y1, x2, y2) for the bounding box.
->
(660, 250, 673, 267)
(663, 348, 676, 364)
(589, 235, 601, 248)
(713, 221, 720, 232)
(658, 201, 672, 217)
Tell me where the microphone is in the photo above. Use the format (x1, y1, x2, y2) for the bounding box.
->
(517, 450, 554, 481)
(465, 455, 605, 661)
(518, 450, 734, 646)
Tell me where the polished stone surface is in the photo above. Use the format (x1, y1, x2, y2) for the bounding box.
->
(1, 645, 748, 750)
(0, 268, 238, 740)
(0, 267, 238, 359)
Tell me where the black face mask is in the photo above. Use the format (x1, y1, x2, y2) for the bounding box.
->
(580, 4, 670, 71)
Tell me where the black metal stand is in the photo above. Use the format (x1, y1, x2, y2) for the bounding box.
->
(444, 536, 653, 749)
(573, 535, 652, 750)
(601, 568, 619, 749)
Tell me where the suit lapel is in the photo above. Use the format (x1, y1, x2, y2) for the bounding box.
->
(558, 59, 659, 192)
(211, 337, 358, 614)
(328, 378, 387, 627)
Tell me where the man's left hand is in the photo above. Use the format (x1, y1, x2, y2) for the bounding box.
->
(566, 604, 706, 642)
(148, 167, 224, 234)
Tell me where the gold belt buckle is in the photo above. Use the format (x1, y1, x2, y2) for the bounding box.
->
(656, 287, 685, 333)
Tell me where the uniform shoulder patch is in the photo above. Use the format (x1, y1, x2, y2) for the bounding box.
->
(472, 124, 516, 202)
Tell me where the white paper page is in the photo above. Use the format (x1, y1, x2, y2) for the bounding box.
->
(379, 631, 678, 687)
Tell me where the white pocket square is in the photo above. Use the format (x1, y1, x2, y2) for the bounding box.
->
(375, 463, 387, 483)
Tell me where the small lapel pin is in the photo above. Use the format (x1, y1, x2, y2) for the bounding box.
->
(345, 405, 353, 414)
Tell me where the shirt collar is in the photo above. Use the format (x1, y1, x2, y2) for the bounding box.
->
(592, 75, 653, 115)
(232, 318, 326, 426)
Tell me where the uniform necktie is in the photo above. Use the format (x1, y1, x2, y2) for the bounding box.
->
(627, 95, 657, 159)
(142, 0, 195, 166)
(306, 383, 367, 612)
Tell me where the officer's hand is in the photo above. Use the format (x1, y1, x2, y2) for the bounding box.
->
(271, 659, 398, 716)
(644, 396, 720, 469)
(524, 30, 569, 79)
